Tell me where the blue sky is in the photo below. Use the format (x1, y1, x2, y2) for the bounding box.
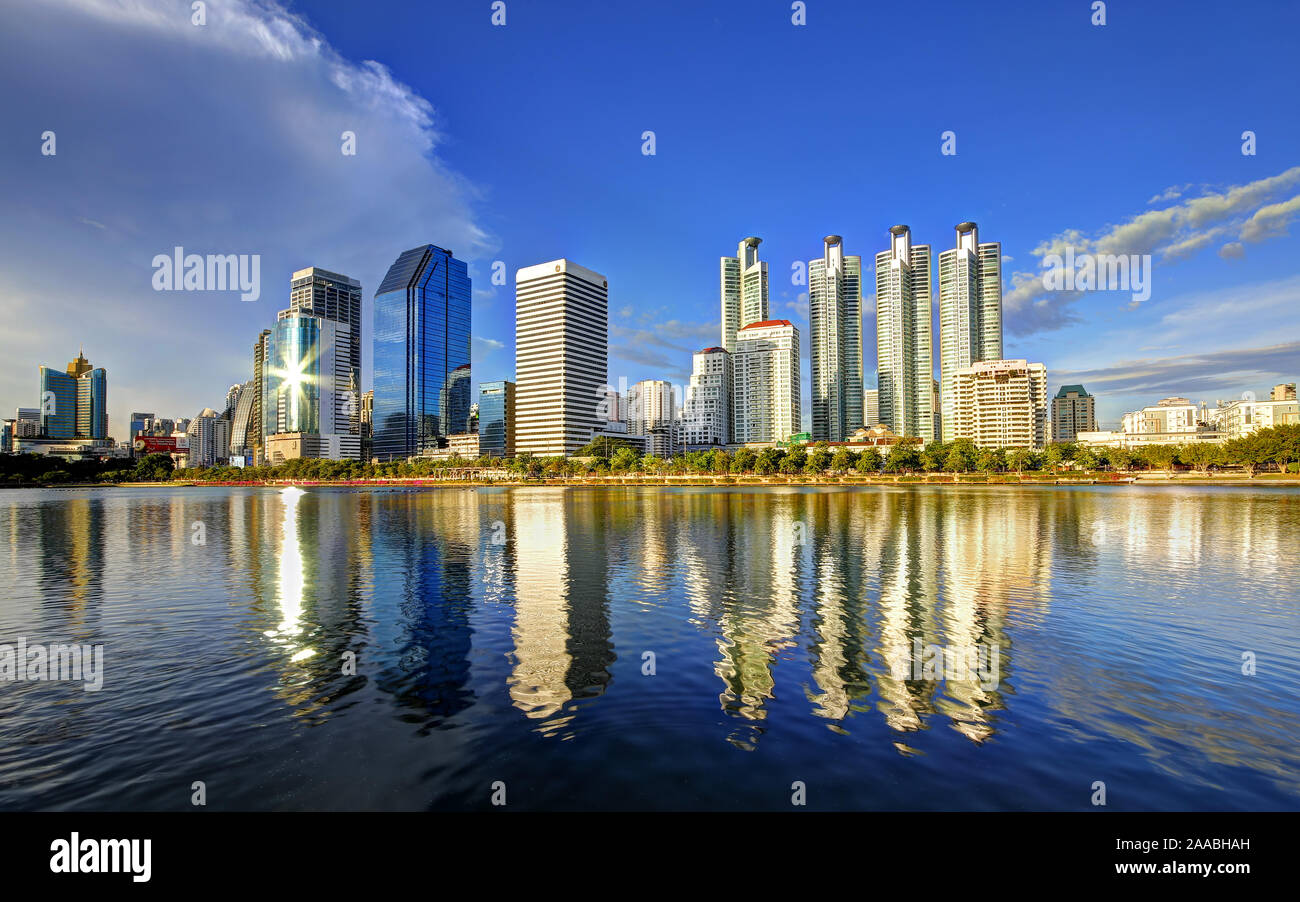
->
(2, 0, 1299, 439)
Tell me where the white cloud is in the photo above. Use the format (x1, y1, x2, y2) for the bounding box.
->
(0, 0, 494, 440)
(1003, 167, 1300, 334)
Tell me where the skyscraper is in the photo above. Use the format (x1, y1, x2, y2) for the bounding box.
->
(515, 259, 608, 457)
(720, 237, 768, 354)
(263, 314, 360, 461)
(938, 222, 1003, 441)
(38, 350, 106, 440)
(808, 235, 863, 442)
(679, 347, 732, 448)
(876, 225, 934, 442)
(733, 320, 800, 443)
(373, 245, 471, 460)
(290, 267, 363, 434)
(478, 380, 516, 460)
(251, 328, 271, 463)
(228, 379, 257, 459)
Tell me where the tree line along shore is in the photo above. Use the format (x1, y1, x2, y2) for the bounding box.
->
(3, 425, 1298, 487)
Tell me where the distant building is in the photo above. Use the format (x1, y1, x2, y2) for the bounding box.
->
(1218, 397, 1300, 438)
(679, 347, 732, 448)
(950, 359, 1048, 450)
(1271, 383, 1297, 401)
(251, 328, 271, 464)
(515, 259, 608, 457)
(373, 245, 470, 460)
(733, 319, 800, 444)
(863, 389, 880, 426)
(629, 379, 678, 458)
(1, 420, 13, 453)
(129, 412, 153, 441)
(1079, 396, 1224, 448)
(1051, 384, 1097, 442)
(931, 379, 941, 444)
(228, 380, 257, 458)
(186, 408, 230, 468)
(477, 380, 516, 459)
(876, 225, 934, 442)
(449, 432, 480, 459)
(360, 389, 374, 460)
(14, 408, 40, 439)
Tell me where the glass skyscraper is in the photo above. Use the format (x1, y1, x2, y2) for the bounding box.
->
(373, 244, 471, 461)
(477, 380, 515, 459)
(38, 350, 106, 440)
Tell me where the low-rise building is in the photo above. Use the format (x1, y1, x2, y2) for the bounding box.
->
(949, 359, 1048, 450)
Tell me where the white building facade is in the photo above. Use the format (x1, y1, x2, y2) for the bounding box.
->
(876, 225, 935, 442)
(733, 320, 800, 444)
(950, 359, 1048, 450)
(808, 235, 863, 442)
(678, 347, 732, 448)
(515, 259, 609, 457)
(937, 222, 1002, 441)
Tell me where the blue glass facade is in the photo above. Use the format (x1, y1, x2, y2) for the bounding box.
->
(373, 245, 471, 461)
(77, 369, 107, 439)
(39, 367, 77, 438)
(478, 380, 514, 459)
(263, 316, 324, 437)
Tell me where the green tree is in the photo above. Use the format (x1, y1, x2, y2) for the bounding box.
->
(731, 448, 756, 473)
(976, 447, 1006, 473)
(884, 443, 920, 474)
(829, 447, 854, 473)
(855, 447, 882, 474)
(1074, 446, 1100, 472)
(919, 441, 948, 473)
(804, 447, 831, 475)
(1008, 448, 1035, 475)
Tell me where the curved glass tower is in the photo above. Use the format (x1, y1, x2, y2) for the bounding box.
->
(373, 245, 471, 461)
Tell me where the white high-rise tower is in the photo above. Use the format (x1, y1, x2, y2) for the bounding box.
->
(733, 319, 800, 443)
(938, 222, 1003, 441)
(515, 259, 609, 456)
(875, 225, 934, 442)
(720, 237, 768, 354)
(808, 235, 863, 442)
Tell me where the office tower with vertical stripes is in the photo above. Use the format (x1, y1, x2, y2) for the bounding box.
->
(720, 237, 768, 354)
(938, 222, 1003, 441)
(808, 235, 863, 441)
(875, 225, 934, 442)
(515, 259, 608, 457)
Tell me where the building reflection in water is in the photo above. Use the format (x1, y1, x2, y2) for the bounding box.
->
(506, 488, 614, 737)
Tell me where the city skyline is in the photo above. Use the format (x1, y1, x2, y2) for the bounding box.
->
(3, 1, 1300, 441)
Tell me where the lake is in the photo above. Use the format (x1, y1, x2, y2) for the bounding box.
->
(1, 484, 1297, 810)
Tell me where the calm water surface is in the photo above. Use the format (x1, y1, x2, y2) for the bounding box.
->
(0, 484, 1297, 810)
